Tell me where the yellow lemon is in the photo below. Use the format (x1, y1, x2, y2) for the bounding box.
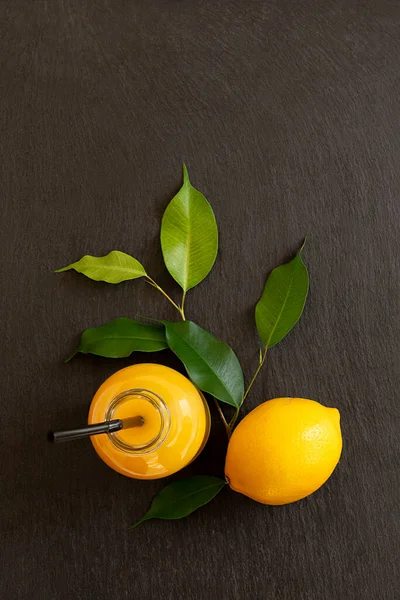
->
(225, 398, 342, 505)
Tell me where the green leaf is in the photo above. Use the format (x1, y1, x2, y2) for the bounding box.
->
(160, 165, 218, 292)
(163, 320, 244, 408)
(66, 318, 167, 361)
(255, 250, 309, 349)
(55, 251, 147, 284)
(131, 476, 226, 528)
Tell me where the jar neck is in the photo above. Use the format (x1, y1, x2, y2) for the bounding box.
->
(106, 388, 171, 455)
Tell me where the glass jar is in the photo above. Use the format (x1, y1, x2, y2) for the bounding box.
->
(88, 363, 211, 479)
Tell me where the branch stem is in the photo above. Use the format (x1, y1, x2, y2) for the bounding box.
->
(181, 291, 187, 321)
(213, 398, 232, 439)
(146, 276, 185, 319)
(229, 348, 268, 429)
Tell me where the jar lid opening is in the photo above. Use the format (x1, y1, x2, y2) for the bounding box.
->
(105, 389, 171, 455)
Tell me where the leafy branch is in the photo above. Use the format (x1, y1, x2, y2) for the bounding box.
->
(55, 165, 310, 527)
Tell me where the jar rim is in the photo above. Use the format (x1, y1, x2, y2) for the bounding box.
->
(105, 388, 171, 455)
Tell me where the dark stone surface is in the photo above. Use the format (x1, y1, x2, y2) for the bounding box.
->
(1, 1, 399, 598)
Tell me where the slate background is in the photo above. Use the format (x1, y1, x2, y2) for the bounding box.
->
(1, 1, 399, 599)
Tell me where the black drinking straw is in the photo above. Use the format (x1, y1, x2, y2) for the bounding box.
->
(49, 416, 144, 443)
